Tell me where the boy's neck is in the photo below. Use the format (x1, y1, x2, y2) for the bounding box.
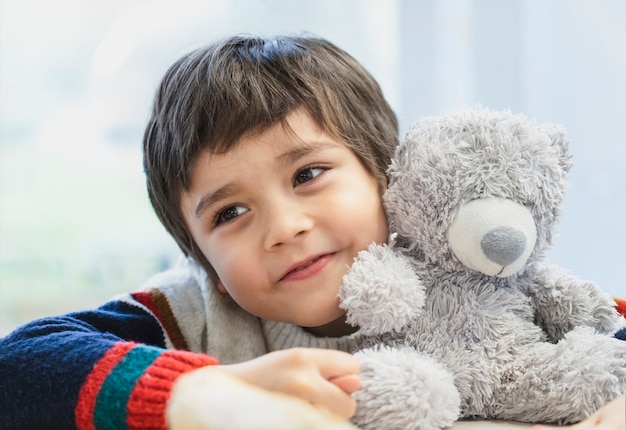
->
(302, 314, 358, 338)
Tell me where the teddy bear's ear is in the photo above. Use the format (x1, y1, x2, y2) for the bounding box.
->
(539, 123, 573, 174)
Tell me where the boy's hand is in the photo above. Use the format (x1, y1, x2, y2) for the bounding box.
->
(532, 394, 625, 430)
(215, 348, 360, 418)
(167, 348, 361, 429)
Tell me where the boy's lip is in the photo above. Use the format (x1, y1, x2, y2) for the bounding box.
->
(279, 253, 336, 282)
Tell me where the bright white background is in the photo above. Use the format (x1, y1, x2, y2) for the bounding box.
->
(1, 0, 624, 335)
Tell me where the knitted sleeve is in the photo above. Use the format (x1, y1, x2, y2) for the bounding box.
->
(615, 297, 626, 341)
(0, 296, 218, 430)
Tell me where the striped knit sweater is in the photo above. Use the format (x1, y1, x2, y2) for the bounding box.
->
(0, 257, 361, 430)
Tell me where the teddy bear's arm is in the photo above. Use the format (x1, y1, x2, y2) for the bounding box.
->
(338, 243, 426, 336)
(525, 263, 624, 341)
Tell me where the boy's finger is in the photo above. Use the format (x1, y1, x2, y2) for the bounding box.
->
(328, 374, 361, 395)
(310, 349, 360, 378)
(310, 377, 358, 419)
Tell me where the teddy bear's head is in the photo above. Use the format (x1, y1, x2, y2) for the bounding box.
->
(385, 107, 571, 278)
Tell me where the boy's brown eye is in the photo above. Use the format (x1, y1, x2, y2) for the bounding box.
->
(215, 205, 247, 226)
(293, 166, 325, 186)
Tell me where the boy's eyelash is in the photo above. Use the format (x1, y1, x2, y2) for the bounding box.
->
(211, 205, 244, 227)
(211, 208, 226, 227)
(211, 210, 223, 227)
(293, 164, 329, 185)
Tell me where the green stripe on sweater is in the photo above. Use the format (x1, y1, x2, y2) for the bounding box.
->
(94, 345, 162, 430)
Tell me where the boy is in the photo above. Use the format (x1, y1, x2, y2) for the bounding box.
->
(1, 34, 623, 430)
(1, 34, 395, 429)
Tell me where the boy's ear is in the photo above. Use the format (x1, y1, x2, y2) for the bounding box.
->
(216, 280, 228, 294)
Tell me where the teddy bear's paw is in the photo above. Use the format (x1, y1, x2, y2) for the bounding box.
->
(352, 346, 460, 430)
(339, 243, 425, 336)
(530, 264, 625, 339)
(495, 326, 626, 423)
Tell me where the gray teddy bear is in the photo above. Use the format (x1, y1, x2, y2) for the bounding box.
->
(339, 107, 626, 430)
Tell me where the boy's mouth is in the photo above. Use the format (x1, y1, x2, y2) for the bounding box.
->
(280, 253, 335, 282)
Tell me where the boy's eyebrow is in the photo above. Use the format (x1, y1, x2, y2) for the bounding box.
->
(275, 140, 337, 167)
(195, 183, 240, 219)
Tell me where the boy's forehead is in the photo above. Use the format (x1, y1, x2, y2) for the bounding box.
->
(220, 108, 334, 153)
(190, 112, 344, 178)
(207, 107, 318, 152)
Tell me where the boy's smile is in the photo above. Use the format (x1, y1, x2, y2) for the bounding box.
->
(180, 108, 388, 336)
(279, 252, 335, 282)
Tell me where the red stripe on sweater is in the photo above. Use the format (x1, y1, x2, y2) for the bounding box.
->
(75, 342, 136, 430)
(126, 350, 219, 429)
(132, 291, 189, 350)
(615, 297, 626, 317)
(132, 291, 162, 321)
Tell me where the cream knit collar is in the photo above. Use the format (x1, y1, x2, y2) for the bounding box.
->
(261, 319, 362, 353)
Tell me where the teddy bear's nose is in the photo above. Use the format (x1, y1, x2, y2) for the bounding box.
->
(447, 197, 537, 277)
(480, 227, 527, 267)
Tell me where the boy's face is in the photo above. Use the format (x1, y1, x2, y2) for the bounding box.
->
(180, 109, 388, 336)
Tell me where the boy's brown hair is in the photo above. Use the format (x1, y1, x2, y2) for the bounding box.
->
(143, 34, 398, 278)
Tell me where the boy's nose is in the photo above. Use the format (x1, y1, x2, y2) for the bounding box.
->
(263, 205, 314, 250)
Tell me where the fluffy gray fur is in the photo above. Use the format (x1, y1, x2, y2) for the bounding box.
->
(339, 107, 626, 430)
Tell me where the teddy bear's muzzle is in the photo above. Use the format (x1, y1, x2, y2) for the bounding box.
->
(446, 197, 537, 277)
